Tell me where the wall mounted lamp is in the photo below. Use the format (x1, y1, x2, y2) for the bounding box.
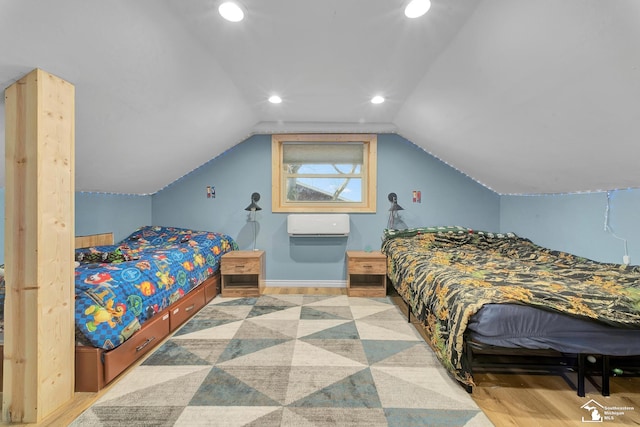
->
(245, 192, 262, 213)
(387, 192, 404, 229)
(245, 192, 261, 250)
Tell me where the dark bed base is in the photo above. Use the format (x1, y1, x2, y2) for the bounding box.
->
(394, 287, 639, 397)
(464, 339, 601, 397)
(465, 339, 640, 397)
(1, 273, 220, 393)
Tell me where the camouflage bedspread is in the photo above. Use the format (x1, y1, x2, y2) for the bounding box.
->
(381, 226, 640, 386)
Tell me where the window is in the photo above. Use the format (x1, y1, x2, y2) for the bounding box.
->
(272, 134, 377, 213)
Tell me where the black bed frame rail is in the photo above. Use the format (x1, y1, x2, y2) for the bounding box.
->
(392, 285, 639, 397)
(577, 353, 609, 397)
(465, 341, 579, 388)
(464, 339, 630, 397)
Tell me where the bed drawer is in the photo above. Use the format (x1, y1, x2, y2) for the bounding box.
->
(103, 310, 170, 383)
(348, 257, 386, 274)
(170, 287, 206, 331)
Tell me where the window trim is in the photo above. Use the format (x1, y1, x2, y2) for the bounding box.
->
(271, 134, 377, 213)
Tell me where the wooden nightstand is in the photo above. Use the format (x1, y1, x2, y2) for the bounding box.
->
(221, 250, 265, 297)
(346, 251, 387, 297)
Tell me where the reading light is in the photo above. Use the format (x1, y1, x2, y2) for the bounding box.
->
(245, 192, 262, 212)
(404, 0, 431, 18)
(245, 192, 262, 250)
(387, 192, 404, 229)
(219, 1, 245, 22)
(268, 95, 282, 104)
(371, 95, 385, 104)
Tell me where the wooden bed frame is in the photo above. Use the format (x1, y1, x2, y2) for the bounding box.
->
(1, 232, 222, 392)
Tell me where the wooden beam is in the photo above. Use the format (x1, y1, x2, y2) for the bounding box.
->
(3, 68, 75, 423)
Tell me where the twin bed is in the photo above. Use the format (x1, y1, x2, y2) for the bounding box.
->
(1, 225, 238, 391)
(381, 226, 640, 396)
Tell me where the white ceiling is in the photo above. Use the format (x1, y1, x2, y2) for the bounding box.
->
(1, 0, 639, 195)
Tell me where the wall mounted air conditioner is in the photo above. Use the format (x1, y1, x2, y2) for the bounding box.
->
(287, 214, 350, 237)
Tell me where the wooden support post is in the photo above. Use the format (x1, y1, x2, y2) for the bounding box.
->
(3, 69, 75, 423)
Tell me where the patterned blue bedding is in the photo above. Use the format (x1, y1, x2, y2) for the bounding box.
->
(73, 226, 238, 349)
(1, 226, 237, 350)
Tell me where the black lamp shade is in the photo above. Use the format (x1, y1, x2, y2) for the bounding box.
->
(388, 192, 404, 211)
(245, 192, 262, 211)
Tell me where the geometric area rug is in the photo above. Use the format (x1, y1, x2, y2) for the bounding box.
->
(71, 294, 493, 426)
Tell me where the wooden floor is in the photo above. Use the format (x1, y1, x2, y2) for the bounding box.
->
(7, 286, 639, 426)
(471, 372, 640, 426)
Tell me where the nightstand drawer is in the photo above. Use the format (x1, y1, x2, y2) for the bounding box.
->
(348, 258, 386, 274)
(221, 257, 261, 274)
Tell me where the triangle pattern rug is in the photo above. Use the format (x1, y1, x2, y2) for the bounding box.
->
(71, 294, 493, 426)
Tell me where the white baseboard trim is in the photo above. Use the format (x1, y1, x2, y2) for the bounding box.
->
(265, 280, 347, 288)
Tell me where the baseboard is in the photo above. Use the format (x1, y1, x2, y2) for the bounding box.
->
(265, 280, 347, 288)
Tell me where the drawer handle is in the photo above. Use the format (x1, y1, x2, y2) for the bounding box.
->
(136, 336, 156, 352)
(185, 304, 195, 312)
(362, 264, 373, 268)
(235, 264, 245, 268)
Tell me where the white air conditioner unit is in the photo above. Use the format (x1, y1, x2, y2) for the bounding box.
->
(287, 214, 350, 237)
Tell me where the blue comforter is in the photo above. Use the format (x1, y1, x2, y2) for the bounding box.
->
(73, 226, 237, 349)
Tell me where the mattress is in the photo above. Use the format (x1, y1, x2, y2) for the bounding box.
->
(468, 303, 640, 356)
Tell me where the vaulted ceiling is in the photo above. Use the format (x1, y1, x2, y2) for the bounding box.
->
(1, 0, 639, 195)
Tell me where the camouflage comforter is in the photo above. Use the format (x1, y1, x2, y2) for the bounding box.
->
(381, 226, 640, 386)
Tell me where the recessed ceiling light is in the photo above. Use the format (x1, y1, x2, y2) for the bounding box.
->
(404, 0, 431, 18)
(268, 95, 282, 104)
(371, 95, 385, 104)
(219, 1, 245, 22)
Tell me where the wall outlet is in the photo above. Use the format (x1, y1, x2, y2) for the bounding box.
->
(623, 255, 630, 265)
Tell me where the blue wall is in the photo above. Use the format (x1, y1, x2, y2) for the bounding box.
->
(152, 133, 500, 282)
(75, 192, 152, 242)
(500, 189, 640, 265)
(3, 134, 637, 272)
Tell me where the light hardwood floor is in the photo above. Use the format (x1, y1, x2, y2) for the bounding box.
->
(7, 287, 639, 426)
